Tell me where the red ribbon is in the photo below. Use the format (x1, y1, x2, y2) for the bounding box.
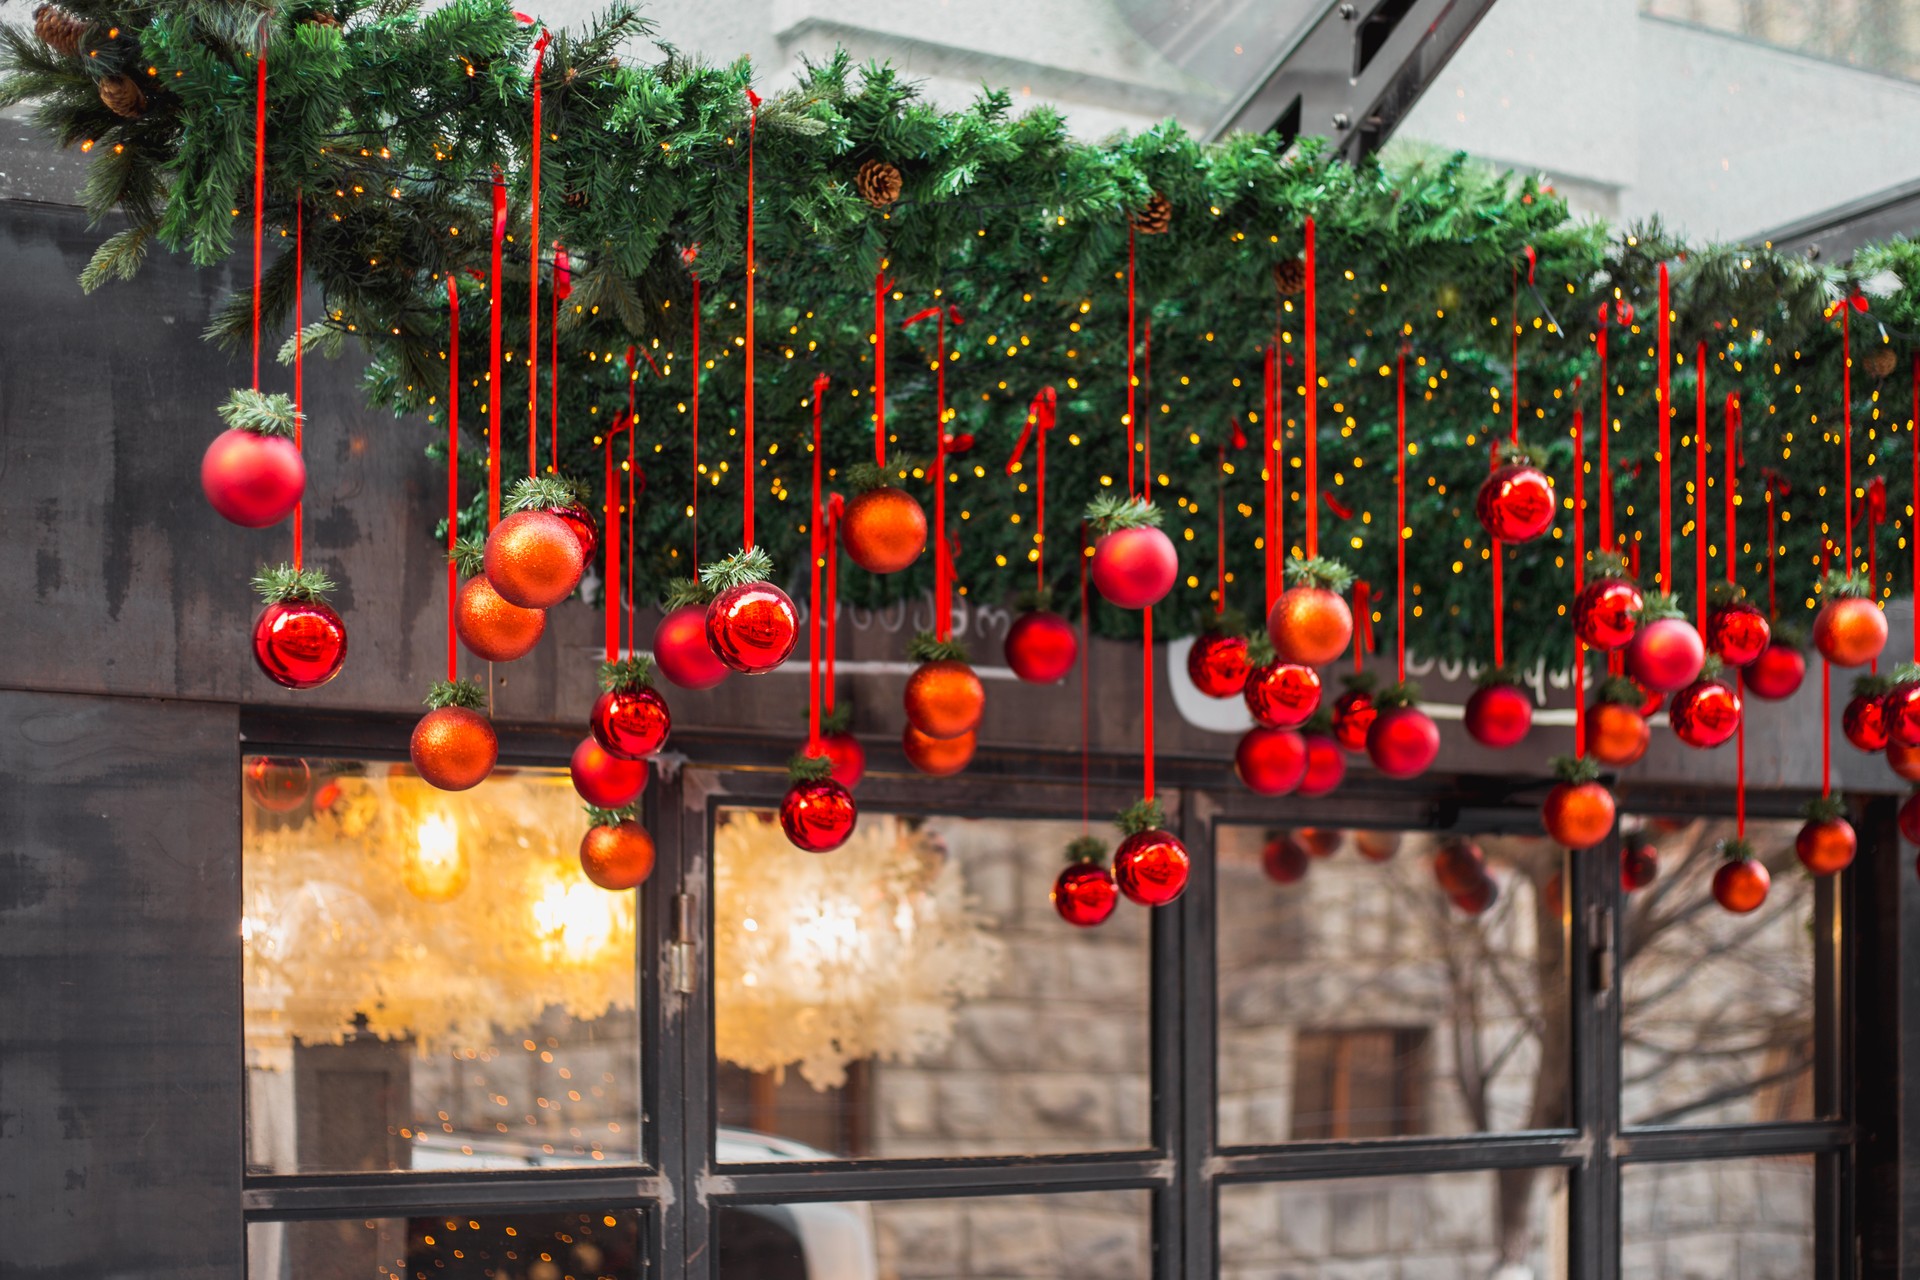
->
(1263, 343, 1281, 617)
(1574, 407, 1586, 756)
(1351, 579, 1373, 672)
(1141, 318, 1153, 487)
(1912, 354, 1918, 659)
(906, 304, 964, 639)
(292, 198, 304, 570)
(873, 272, 891, 467)
(1395, 343, 1408, 683)
(1596, 304, 1615, 550)
(1323, 491, 1354, 522)
(1215, 445, 1228, 615)
(1724, 394, 1740, 584)
(250, 29, 266, 393)
(741, 89, 759, 550)
(1126, 227, 1137, 496)
(445, 274, 460, 682)
(603, 408, 632, 663)
(687, 256, 701, 569)
(808, 372, 829, 754)
(825, 491, 843, 713)
(1862, 475, 1887, 607)
(527, 28, 549, 481)
(1695, 342, 1708, 632)
(1143, 601, 1154, 802)
(1303, 217, 1319, 560)
(1658, 263, 1672, 592)
(550, 244, 569, 475)
(1006, 386, 1057, 588)
(488, 172, 507, 527)
(624, 345, 639, 653)
(1840, 293, 1856, 567)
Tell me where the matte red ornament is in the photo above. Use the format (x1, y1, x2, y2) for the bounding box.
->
(1243, 661, 1321, 729)
(1542, 781, 1615, 849)
(903, 724, 975, 776)
(1796, 817, 1856, 877)
(1884, 683, 1920, 749)
(821, 731, 866, 789)
(580, 820, 655, 890)
(1626, 616, 1706, 693)
(570, 737, 647, 807)
(551, 500, 599, 560)
(706, 581, 800, 673)
(1620, 838, 1658, 891)
(1586, 701, 1650, 767)
(253, 599, 348, 689)
(484, 509, 586, 608)
(1052, 862, 1118, 927)
(1475, 461, 1556, 541)
(410, 706, 498, 792)
(1186, 632, 1251, 698)
(1297, 730, 1346, 797)
(1573, 577, 1643, 650)
(245, 757, 311, 812)
(1330, 687, 1377, 751)
(1669, 678, 1741, 749)
(1705, 601, 1771, 667)
(653, 604, 729, 690)
(841, 486, 927, 575)
(1004, 610, 1079, 684)
(1450, 875, 1499, 916)
(1844, 691, 1890, 752)
(1464, 681, 1533, 749)
(1432, 839, 1486, 896)
(1891, 740, 1920, 783)
(202, 429, 306, 527)
(1744, 641, 1807, 701)
(1366, 705, 1439, 779)
(1298, 828, 1341, 858)
(456, 575, 546, 662)
(780, 777, 858, 852)
(591, 686, 671, 760)
(1267, 584, 1355, 669)
(905, 659, 985, 739)
(1813, 596, 1888, 668)
(1113, 828, 1190, 906)
(1090, 526, 1178, 609)
(1260, 832, 1311, 884)
(1712, 857, 1771, 913)
(1900, 791, 1920, 844)
(1235, 727, 1306, 796)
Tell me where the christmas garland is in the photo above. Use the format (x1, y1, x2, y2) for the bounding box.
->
(7, 0, 1920, 667)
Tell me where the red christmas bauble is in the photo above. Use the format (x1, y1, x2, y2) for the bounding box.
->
(1586, 701, 1650, 767)
(1053, 862, 1118, 927)
(484, 509, 586, 609)
(780, 777, 858, 853)
(1113, 828, 1190, 906)
(841, 486, 928, 575)
(1542, 781, 1616, 849)
(1330, 688, 1377, 751)
(1621, 839, 1658, 891)
(1635, 682, 1664, 717)
(1712, 858, 1771, 913)
(456, 575, 546, 662)
(821, 731, 866, 789)
(552, 501, 599, 560)
(1090, 526, 1178, 609)
(591, 687, 671, 759)
(1004, 610, 1079, 684)
(1795, 817, 1856, 877)
(1298, 828, 1341, 857)
(1744, 641, 1807, 701)
(653, 604, 729, 690)
(1573, 577, 1642, 651)
(1186, 632, 1251, 698)
(1268, 586, 1355, 668)
(1625, 616, 1705, 693)
(1450, 874, 1499, 916)
(1297, 731, 1347, 797)
(253, 599, 348, 689)
(570, 737, 648, 807)
(903, 724, 975, 776)
(706, 580, 799, 674)
(580, 820, 655, 890)
(410, 706, 498, 792)
(245, 757, 311, 812)
(1900, 791, 1920, 844)
(1892, 740, 1920, 783)
(1366, 705, 1440, 779)
(1432, 840, 1486, 896)
(1475, 462, 1556, 541)
(904, 659, 985, 739)
(1353, 830, 1402, 862)
(1705, 601, 1770, 667)
(1844, 692, 1890, 752)
(1670, 678, 1741, 749)
(1885, 683, 1920, 749)
(1261, 832, 1311, 884)
(1464, 681, 1533, 749)
(202, 428, 306, 528)
(1813, 596, 1887, 668)
(1243, 661, 1321, 729)
(1235, 727, 1307, 796)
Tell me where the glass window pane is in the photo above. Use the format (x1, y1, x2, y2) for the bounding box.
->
(713, 1190, 1151, 1279)
(713, 809, 1150, 1159)
(1621, 1156, 1816, 1278)
(243, 758, 642, 1173)
(1217, 825, 1569, 1145)
(1621, 816, 1818, 1127)
(248, 1208, 644, 1279)
(1220, 1169, 1567, 1274)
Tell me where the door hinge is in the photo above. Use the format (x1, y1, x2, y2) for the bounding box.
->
(669, 891, 698, 995)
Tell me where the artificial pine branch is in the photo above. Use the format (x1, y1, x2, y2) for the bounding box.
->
(598, 655, 655, 692)
(661, 577, 713, 610)
(423, 677, 486, 710)
(504, 474, 576, 514)
(1632, 592, 1685, 624)
(451, 536, 486, 577)
(907, 630, 968, 663)
(700, 546, 774, 591)
(252, 563, 334, 603)
(585, 802, 642, 827)
(277, 320, 347, 364)
(1285, 556, 1356, 594)
(218, 388, 301, 438)
(1593, 675, 1642, 707)
(1705, 579, 1749, 608)
(1717, 835, 1756, 861)
(1373, 680, 1421, 710)
(1064, 835, 1107, 865)
(819, 703, 853, 735)
(1850, 672, 1893, 700)
(1817, 570, 1874, 600)
(1586, 549, 1632, 581)
(1550, 754, 1602, 784)
(1114, 797, 1166, 835)
(78, 222, 152, 292)
(1084, 493, 1160, 532)
(1801, 793, 1848, 823)
(786, 752, 835, 783)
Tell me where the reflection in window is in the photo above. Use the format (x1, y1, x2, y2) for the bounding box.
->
(1621, 816, 1816, 1127)
(1217, 826, 1568, 1146)
(713, 810, 1151, 1159)
(248, 1208, 642, 1280)
(1621, 1156, 1814, 1277)
(1643, 0, 1920, 79)
(243, 758, 640, 1173)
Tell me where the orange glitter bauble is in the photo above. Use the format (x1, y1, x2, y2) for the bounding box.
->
(1812, 596, 1888, 668)
(904, 724, 975, 776)
(1267, 586, 1354, 668)
(1795, 817, 1856, 877)
(455, 574, 547, 662)
(1585, 701, 1650, 767)
(580, 820, 656, 891)
(904, 659, 985, 740)
(409, 706, 498, 792)
(483, 509, 586, 609)
(1891, 740, 1920, 782)
(1542, 780, 1615, 849)
(842, 486, 928, 574)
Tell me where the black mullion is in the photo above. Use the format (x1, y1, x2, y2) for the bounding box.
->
(1167, 788, 1210, 1280)
(648, 766, 689, 1280)
(682, 779, 719, 1277)
(242, 1171, 668, 1220)
(710, 1152, 1175, 1203)
(1817, 834, 1848, 1280)
(1567, 830, 1622, 1280)
(1210, 1132, 1584, 1182)
(1615, 1121, 1853, 1162)
(1851, 794, 1905, 1277)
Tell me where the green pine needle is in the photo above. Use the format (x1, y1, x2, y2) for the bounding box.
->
(700, 546, 774, 592)
(1245, 630, 1277, 667)
(504, 475, 577, 515)
(907, 630, 968, 663)
(1801, 793, 1848, 823)
(598, 655, 655, 692)
(451, 536, 486, 577)
(424, 677, 487, 711)
(1285, 556, 1356, 594)
(661, 577, 713, 610)
(252, 563, 334, 604)
(1373, 679, 1421, 710)
(787, 752, 835, 783)
(1593, 675, 1642, 707)
(1851, 672, 1894, 700)
(1064, 835, 1107, 865)
(819, 703, 853, 735)
(1586, 549, 1633, 582)
(1632, 592, 1685, 624)
(1817, 570, 1874, 601)
(1114, 797, 1166, 836)
(218, 388, 300, 439)
(1718, 835, 1756, 862)
(79, 222, 153, 293)
(1084, 493, 1162, 533)
(1551, 754, 1602, 784)
(585, 803, 642, 827)
(1705, 579, 1749, 608)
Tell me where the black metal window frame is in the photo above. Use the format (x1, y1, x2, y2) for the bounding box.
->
(237, 709, 1869, 1279)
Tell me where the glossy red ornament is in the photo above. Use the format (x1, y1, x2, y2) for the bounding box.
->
(1112, 828, 1190, 906)
(591, 687, 671, 759)
(1297, 730, 1347, 797)
(1186, 632, 1251, 698)
(1796, 817, 1856, 877)
(1712, 857, 1771, 913)
(410, 707, 498, 792)
(1813, 596, 1887, 668)
(1243, 661, 1321, 729)
(1366, 705, 1440, 779)
(1625, 616, 1706, 693)
(821, 731, 866, 789)
(552, 500, 598, 560)
(1052, 862, 1118, 927)
(570, 737, 647, 807)
(1620, 838, 1658, 891)
(1744, 641, 1807, 701)
(1235, 727, 1307, 796)
(1705, 601, 1771, 667)
(1004, 610, 1079, 684)
(653, 604, 729, 690)
(456, 575, 546, 662)
(841, 486, 927, 575)
(1669, 678, 1741, 749)
(1884, 683, 1920, 749)
(779, 777, 858, 852)
(1900, 791, 1920, 844)
(1260, 832, 1311, 884)
(1450, 875, 1499, 916)
(1586, 701, 1650, 767)
(1542, 781, 1616, 849)
(580, 820, 655, 890)
(1475, 462, 1556, 541)
(706, 581, 800, 674)
(253, 599, 348, 689)
(903, 725, 975, 776)
(1635, 683, 1664, 717)
(1573, 577, 1643, 650)
(245, 757, 311, 812)
(1891, 740, 1920, 783)
(202, 428, 306, 527)
(1464, 681, 1533, 749)
(484, 509, 586, 608)
(1432, 839, 1486, 896)
(1268, 585, 1355, 668)
(1090, 526, 1178, 609)
(1330, 687, 1377, 752)
(1844, 691, 1890, 752)
(905, 659, 985, 740)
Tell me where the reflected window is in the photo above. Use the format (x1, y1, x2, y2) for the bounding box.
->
(1290, 1026, 1430, 1140)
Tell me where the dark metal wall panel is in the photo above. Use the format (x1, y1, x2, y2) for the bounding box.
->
(0, 689, 241, 1279)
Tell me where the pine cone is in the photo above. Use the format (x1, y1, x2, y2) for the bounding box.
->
(33, 3, 86, 57)
(1862, 347, 1899, 379)
(1128, 191, 1172, 235)
(303, 11, 339, 26)
(564, 189, 590, 210)
(98, 74, 146, 119)
(855, 159, 902, 208)
(1273, 257, 1307, 296)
